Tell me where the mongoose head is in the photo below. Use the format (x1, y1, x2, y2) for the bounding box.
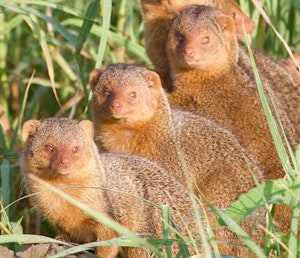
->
(141, 0, 255, 37)
(167, 5, 238, 73)
(21, 118, 95, 178)
(214, 0, 256, 38)
(90, 64, 162, 128)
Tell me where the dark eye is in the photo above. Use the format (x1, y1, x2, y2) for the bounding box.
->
(103, 90, 111, 97)
(201, 37, 209, 45)
(72, 147, 78, 153)
(45, 145, 54, 153)
(176, 33, 184, 42)
(231, 12, 237, 19)
(128, 92, 136, 100)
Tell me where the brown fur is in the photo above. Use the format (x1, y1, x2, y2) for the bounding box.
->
(279, 53, 300, 86)
(140, 0, 256, 91)
(166, 5, 299, 181)
(90, 63, 266, 257)
(238, 45, 300, 137)
(21, 117, 204, 257)
(141, 0, 300, 94)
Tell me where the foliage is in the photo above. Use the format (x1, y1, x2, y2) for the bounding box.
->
(0, 0, 300, 257)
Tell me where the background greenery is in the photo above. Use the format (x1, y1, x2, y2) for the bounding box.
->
(0, 0, 300, 256)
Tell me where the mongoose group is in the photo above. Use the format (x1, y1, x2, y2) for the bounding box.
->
(20, 0, 300, 257)
(141, 0, 300, 140)
(89, 63, 266, 257)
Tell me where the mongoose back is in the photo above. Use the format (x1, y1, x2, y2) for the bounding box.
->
(238, 44, 300, 137)
(278, 53, 300, 86)
(90, 63, 265, 257)
(21, 117, 204, 258)
(166, 5, 299, 181)
(140, 0, 256, 91)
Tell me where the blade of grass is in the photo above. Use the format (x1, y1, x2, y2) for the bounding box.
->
(95, 0, 111, 68)
(251, 0, 300, 70)
(9, 6, 64, 113)
(9, 71, 35, 150)
(0, 2, 83, 24)
(161, 205, 173, 257)
(75, 0, 100, 54)
(0, 12, 9, 117)
(62, 18, 151, 63)
(1, 159, 10, 208)
(0, 234, 71, 245)
(191, 195, 215, 258)
(84, 0, 112, 111)
(243, 31, 295, 181)
(2, 4, 77, 45)
(208, 200, 266, 257)
(286, 199, 299, 258)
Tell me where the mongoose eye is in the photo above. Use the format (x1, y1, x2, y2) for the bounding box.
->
(176, 33, 184, 42)
(231, 12, 237, 19)
(128, 92, 136, 100)
(72, 147, 79, 153)
(201, 37, 209, 45)
(103, 90, 111, 97)
(45, 145, 54, 153)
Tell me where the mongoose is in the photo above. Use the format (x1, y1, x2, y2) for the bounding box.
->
(140, 0, 256, 91)
(166, 5, 299, 181)
(21, 117, 204, 258)
(90, 63, 265, 257)
(238, 44, 300, 137)
(141, 0, 300, 94)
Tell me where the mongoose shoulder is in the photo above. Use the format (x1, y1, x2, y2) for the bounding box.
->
(21, 117, 203, 257)
(140, 0, 256, 91)
(166, 5, 299, 180)
(90, 63, 265, 257)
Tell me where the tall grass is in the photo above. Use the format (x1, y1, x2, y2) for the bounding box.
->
(0, 0, 300, 257)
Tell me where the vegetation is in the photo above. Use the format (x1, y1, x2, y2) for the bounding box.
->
(0, 0, 300, 257)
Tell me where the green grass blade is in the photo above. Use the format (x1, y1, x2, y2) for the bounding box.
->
(9, 72, 34, 150)
(18, 13, 63, 112)
(75, 0, 100, 54)
(1, 159, 11, 208)
(161, 205, 173, 257)
(243, 32, 295, 180)
(0, 234, 70, 245)
(95, 0, 112, 68)
(213, 206, 266, 257)
(215, 178, 299, 227)
(202, 191, 266, 257)
(2, 4, 77, 45)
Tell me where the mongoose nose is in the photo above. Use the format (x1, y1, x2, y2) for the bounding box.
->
(111, 100, 122, 111)
(183, 46, 194, 58)
(60, 155, 71, 168)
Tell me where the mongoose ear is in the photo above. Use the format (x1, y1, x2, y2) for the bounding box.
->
(89, 69, 104, 91)
(217, 14, 236, 36)
(141, 70, 162, 97)
(227, 4, 256, 38)
(21, 120, 41, 142)
(79, 120, 94, 140)
(151, 68, 169, 83)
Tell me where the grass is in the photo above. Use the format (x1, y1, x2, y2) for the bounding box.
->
(0, 0, 300, 257)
